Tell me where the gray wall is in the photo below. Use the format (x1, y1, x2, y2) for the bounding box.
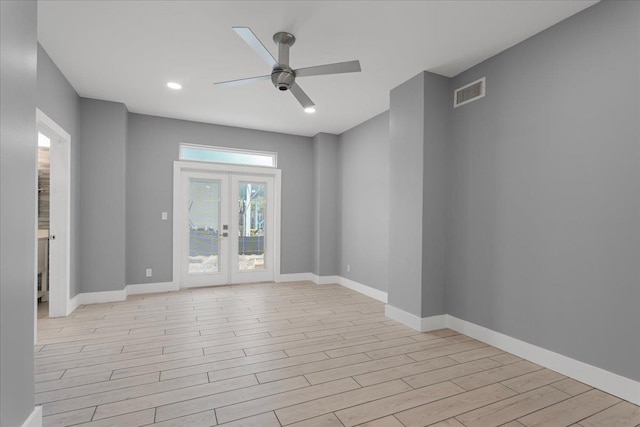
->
(338, 112, 390, 291)
(37, 44, 81, 297)
(79, 98, 128, 292)
(387, 73, 426, 315)
(386, 71, 449, 315)
(126, 113, 313, 284)
(0, 1, 37, 425)
(312, 133, 340, 277)
(447, 0, 640, 381)
(312, 136, 320, 276)
(421, 72, 450, 317)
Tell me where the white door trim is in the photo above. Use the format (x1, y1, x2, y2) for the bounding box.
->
(173, 161, 282, 288)
(36, 109, 71, 320)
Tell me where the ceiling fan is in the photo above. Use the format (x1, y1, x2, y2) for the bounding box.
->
(214, 27, 361, 112)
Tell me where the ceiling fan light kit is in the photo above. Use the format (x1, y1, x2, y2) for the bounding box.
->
(214, 27, 361, 111)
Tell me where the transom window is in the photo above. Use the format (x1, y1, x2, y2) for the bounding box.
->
(179, 143, 277, 168)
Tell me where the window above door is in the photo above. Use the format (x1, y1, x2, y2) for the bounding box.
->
(179, 143, 277, 168)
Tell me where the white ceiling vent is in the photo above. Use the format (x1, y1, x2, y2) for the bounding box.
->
(454, 77, 486, 108)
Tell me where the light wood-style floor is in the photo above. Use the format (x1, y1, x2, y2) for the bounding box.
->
(36, 281, 640, 427)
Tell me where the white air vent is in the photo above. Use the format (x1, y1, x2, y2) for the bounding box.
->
(454, 77, 485, 108)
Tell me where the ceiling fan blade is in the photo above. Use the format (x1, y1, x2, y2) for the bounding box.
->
(232, 27, 277, 67)
(213, 75, 270, 88)
(289, 83, 315, 109)
(294, 60, 361, 78)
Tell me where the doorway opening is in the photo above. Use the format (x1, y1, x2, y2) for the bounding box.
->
(36, 109, 71, 320)
(173, 161, 281, 288)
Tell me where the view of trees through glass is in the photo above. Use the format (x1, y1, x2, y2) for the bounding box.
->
(238, 182, 266, 270)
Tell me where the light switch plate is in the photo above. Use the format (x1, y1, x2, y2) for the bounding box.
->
(161, 212, 168, 220)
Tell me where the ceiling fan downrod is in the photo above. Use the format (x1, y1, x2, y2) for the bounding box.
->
(271, 32, 296, 91)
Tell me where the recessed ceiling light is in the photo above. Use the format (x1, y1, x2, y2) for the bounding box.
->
(167, 82, 182, 90)
(304, 107, 316, 114)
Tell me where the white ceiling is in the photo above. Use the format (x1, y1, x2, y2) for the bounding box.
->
(38, 1, 597, 137)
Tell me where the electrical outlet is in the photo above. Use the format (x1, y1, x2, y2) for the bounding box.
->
(347, 264, 351, 273)
(145, 268, 152, 277)
(161, 212, 168, 221)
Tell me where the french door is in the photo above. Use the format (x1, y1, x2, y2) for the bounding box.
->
(179, 170, 275, 287)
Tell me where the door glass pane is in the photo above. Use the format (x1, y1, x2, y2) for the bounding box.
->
(189, 179, 220, 274)
(237, 182, 266, 270)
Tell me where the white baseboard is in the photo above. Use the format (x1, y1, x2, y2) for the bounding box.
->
(67, 282, 178, 313)
(277, 273, 388, 304)
(67, 294, 81, 315)
(69, 275, 322, 311)
(337, 277, 388, 303)
(22, 406, 42, 427)
(384, 305, 446, 332)
(311, 274, 341, 285)
(276, 273, 315, 283)
(74, 289, 127, 306)
(126, 281, 179, 295)
(445, 315, 640, 406)
(66, 274, 388, 312)
(380, 307, 639, 405)
(58, 275, 640, 406)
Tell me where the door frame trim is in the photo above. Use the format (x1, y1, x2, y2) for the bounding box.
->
(36, 108, 71, 321)
(172, 161, 282, 288)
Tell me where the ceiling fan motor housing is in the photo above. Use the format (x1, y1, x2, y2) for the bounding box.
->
(271, 68, 295, 91)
